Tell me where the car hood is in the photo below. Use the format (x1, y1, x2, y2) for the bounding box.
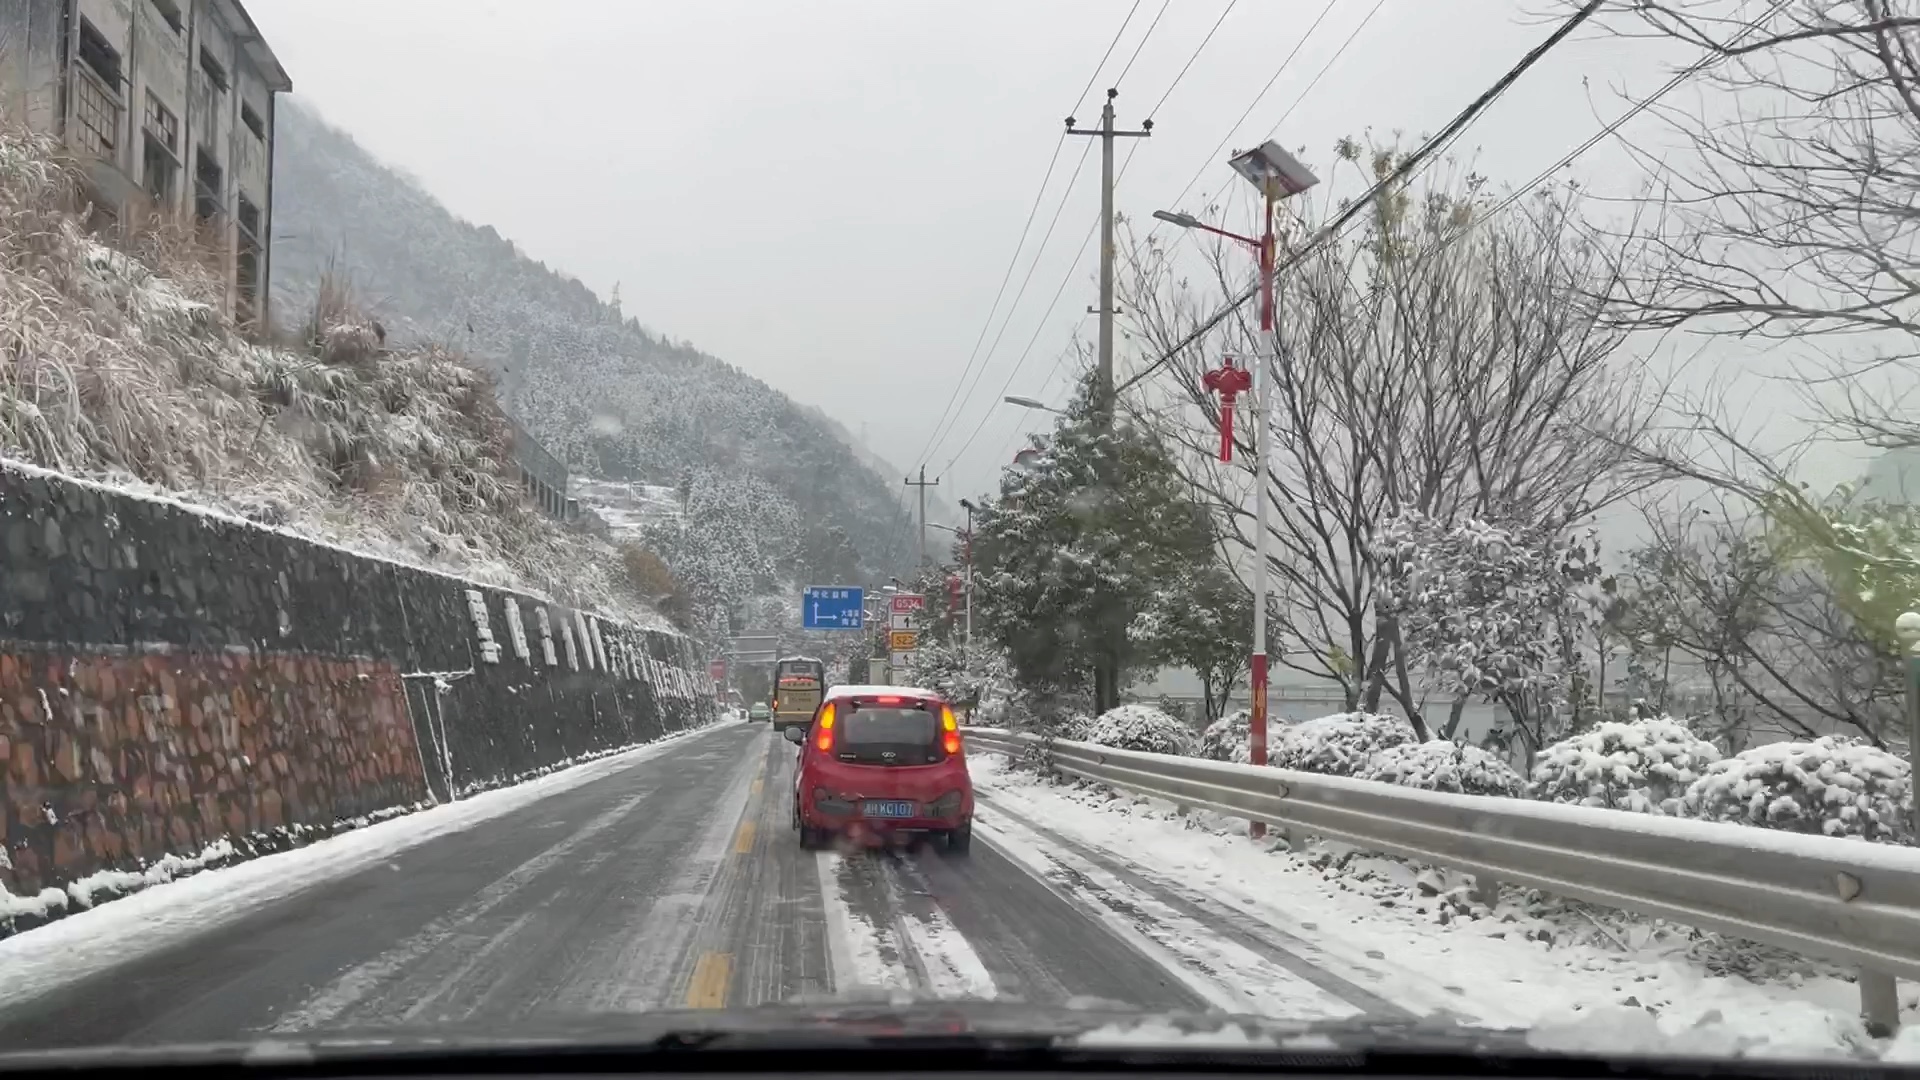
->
(0, 998, 1534, 1065)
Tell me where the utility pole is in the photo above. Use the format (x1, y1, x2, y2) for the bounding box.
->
(904, 466, 940, 566)
(1067, 89, 1150, 713)
(1067, 89, 1152, 423)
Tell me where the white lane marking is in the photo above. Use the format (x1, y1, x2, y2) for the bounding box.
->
(815, 853, 914, 994)
(977, 815, 1357, 1020)
(883, 860, 998, 999)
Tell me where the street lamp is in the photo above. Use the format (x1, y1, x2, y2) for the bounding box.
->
(1158, 138, 1319, 838)
(1004, 395, 1064, 414)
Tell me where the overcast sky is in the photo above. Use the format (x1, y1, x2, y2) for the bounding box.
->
(247, 1, 1794, 506)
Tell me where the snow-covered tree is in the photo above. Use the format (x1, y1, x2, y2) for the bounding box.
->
(972, 373, 1219, 712)
(1375, 509, 1604, 760)
(898, 636, 1014, 717)
(1682, 736, 1913, 845)
(1527, 716, 1722, 814)
(1360, 740, 1524, 797)
(1079, 704, 1195, 756)
(1130, 560, 1252, 723)
(1271, 713, 1417, 777)
(642, 468, 799, 636)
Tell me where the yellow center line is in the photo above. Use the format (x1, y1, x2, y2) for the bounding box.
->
(685, 951, 731, 1008)
(733, 820, 756, 854)
(750, 778, 763, 795)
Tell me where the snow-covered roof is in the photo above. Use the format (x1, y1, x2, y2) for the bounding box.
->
(826, 684, 940, 702)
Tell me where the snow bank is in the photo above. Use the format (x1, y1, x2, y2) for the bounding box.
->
(1529, 717, 1721, 813)
(1270, 712, 1416, 776)
(1683, 736, 1913, 844)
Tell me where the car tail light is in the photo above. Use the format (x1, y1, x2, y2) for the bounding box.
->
(928, 790, 964, 817)
(940, 705, 961, 754)
(872, 695, 904, 705)
(814, 702, 837, 752)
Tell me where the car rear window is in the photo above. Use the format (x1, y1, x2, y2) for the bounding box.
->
(842, 707, 936, 745)
(833, 703, 943, 764)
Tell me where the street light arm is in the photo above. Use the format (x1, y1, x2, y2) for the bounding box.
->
(1153, 209, 1260, 249)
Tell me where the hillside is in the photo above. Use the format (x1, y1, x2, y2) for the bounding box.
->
(0, 123, 660, 626)
(268, 101, 916, 620)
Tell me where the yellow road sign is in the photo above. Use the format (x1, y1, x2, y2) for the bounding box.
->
(888, 630, 920, 651)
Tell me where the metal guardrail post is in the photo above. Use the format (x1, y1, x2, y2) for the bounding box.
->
(1861, 969, 1899, 1037)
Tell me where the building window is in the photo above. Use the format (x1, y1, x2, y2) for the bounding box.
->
(150, 0, 183, 33)
(236, 194, 261, 320)
(240, 102, 265, 141)
(198, 49, 227, 93)
(143, 94, 180, 204)
(72, 21, 122, 160)
(144, 91, 178, 152)
(194, 151, 223, 222)
(77, 19, 122, 87)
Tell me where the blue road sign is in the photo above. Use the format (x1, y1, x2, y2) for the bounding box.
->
(802, 586, 866, 630)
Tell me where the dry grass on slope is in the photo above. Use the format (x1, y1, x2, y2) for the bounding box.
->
(0, 125, 662, 627)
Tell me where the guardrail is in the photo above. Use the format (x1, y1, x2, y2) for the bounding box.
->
(966, 727, 1920, 1033)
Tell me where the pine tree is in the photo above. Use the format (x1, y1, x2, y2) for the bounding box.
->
(972, 374, 1219, 709)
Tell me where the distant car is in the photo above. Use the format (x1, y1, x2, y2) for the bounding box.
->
(785, 685, 972, 854)
(748, 702, 772, 723)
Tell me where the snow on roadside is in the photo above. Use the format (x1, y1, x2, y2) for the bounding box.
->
(968, 752, 1913, 1060)
(0, 721, 734, 1008)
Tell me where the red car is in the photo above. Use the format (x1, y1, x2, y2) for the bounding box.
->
(783, 685, 973, 854)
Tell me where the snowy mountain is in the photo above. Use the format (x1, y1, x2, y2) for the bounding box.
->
(267, 100, 914, 588)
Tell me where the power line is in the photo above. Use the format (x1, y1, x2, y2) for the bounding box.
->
(1148, 0, 1238, 119)
(1118, 0, 1608, 395)
(1146, 0, 1382, 259)
(940, 2, 1242, 481)
(910, 129, 1070, 469)
(913, 2, 1144, 469)
(1115, 0, 1173, 87)
(1073, 0, 1144, 116)
(939, 139, 1152, 474)
(1140, 0, 1340, 251)
(921, 137, 1097, 461)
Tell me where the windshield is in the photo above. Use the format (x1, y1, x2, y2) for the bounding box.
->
(3, 0, 1912, 1068)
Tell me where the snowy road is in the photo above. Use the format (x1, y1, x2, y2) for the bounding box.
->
(0, 724, 1400, 1048)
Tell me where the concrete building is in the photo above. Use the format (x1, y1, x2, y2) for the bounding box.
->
(0, 0, 291, 327)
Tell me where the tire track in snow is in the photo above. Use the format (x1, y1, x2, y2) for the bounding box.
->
(977, 799, 1389, 1021)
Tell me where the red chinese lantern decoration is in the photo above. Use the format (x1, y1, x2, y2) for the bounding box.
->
(1201, 357, 1253, 462)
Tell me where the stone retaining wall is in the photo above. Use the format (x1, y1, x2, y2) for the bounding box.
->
(0, 463, 710, 899)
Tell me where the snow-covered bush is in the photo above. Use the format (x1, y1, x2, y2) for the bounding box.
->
(1199, 709, 1251, 763)
(1527, 716, 1721, 813)
(1271, 712, 1417, 777)
(1360, 740, 1525, 797)
(1682, 736, 1913, 844)
(1079, 704, 1194, 756)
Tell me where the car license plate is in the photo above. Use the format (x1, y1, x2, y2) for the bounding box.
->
(861, 800, 916, 819)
